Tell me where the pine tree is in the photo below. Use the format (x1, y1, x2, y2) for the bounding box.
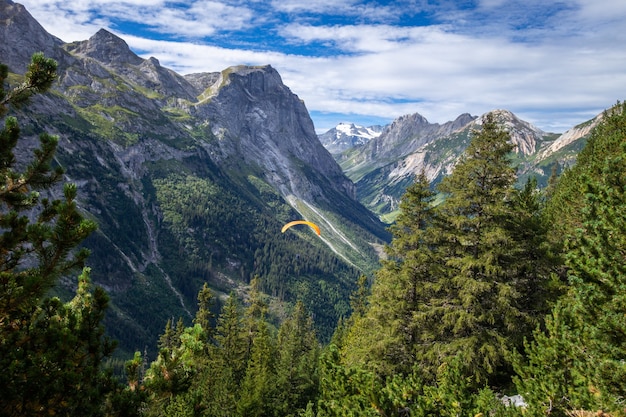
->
(158, 317, 177, 351)
(242, 275, 269, 361)
(317, 344, 381, 417)
(0, 54, 94, 319)
(213, 292, 247, 386)
(237, 318, 277, 417)
(143, 324, 206, 416)
(0, 54, 115, 416)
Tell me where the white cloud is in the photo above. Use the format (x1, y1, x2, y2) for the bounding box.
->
(269, 0, 360, 14)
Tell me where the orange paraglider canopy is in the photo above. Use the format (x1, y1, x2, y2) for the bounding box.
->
(281, 220, 321, 236)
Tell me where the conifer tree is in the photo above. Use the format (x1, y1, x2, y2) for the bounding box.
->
(274, 301, 320, 416)
(317, 344, 381, 417)
(193, 282, 215, 341)
(143, 324, 206, 416)
(158, 317, 177, 351)
(237, 318, 277, 417)
(213, 291, 247, 386)
(242, 275, 268, 359)
(544, 101, 626, 243)
(0, 54, 113, 416)
(418, 113, 548, 386)
(343, 172, 439, 378)
(514, 104, 626, 415)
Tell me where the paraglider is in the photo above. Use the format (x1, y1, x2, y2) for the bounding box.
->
(281, 220, 321, 236)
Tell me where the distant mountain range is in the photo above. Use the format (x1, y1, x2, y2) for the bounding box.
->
(319, 109, 600, 220)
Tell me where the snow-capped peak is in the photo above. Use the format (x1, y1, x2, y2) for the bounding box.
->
(319, 122, 384, 154)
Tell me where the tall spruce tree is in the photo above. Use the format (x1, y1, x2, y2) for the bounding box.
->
(213, 291, 247, 386)
(237, 317, 277, 417)
(343, 172, 439, 378)
(0, 54, 113, 415)
(193, 282, 215, 342)
(274, 301, 320, 417)
(419, 113, 549, 387)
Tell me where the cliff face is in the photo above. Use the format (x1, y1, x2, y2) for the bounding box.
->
(1, 0, 388, 354)
(338, 112, 477, 182)
(0, 0, 65, 72)
(193, 65, 356, 201)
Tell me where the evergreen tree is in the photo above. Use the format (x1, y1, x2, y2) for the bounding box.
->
(317, 344, 381, 417)
(0, 54, 115, 416)
(213, 292, 247, 386)
(242, 275, 269, 361)
(418, 113, 549, 386)
(507, 177, 561, 313)
(274, 301, 320, 417)
(158, 317, 177, 351)
(143, 324, 206, 416)
(193, 282, 215, 341)
(237, 317, 277, 417)
(514, 107, 626, 415)
(105, 351, 147, 417)
(343, 172, 439, 378)
(544, 102, 626, 244)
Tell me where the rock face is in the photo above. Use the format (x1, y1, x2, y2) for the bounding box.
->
(0, 0, 65, 72)
(194, 65, 356, 201)
(536, 114, 601, 161)
(1, 0, 389, 355)
(483, 109, 547, 156)
(339, 112, 476, 182)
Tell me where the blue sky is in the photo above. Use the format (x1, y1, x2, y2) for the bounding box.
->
(17, 0, 626, 133)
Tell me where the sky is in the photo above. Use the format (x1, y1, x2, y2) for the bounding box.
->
(16, 0, 626, 133)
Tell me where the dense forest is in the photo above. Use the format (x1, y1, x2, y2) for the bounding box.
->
(2, 55, 626, 416)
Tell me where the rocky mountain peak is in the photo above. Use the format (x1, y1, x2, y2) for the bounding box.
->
(0, 0, 64, 72)
(66, 28, 143, 66)
(475, 109, 546, 156)
(452, 113, 476, 129)
(197, 64, 356, 201)
(62, 28, 199, 101)
(537, 114, 601, 160)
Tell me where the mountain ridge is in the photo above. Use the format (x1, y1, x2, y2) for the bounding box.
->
(325, 108, 599, 219)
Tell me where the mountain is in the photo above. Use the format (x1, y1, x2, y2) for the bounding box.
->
(1, 0, 390, 356)
(318, 122, 383, 154)
(339, 109, 596, 220)
(338, 112, 476, 182)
